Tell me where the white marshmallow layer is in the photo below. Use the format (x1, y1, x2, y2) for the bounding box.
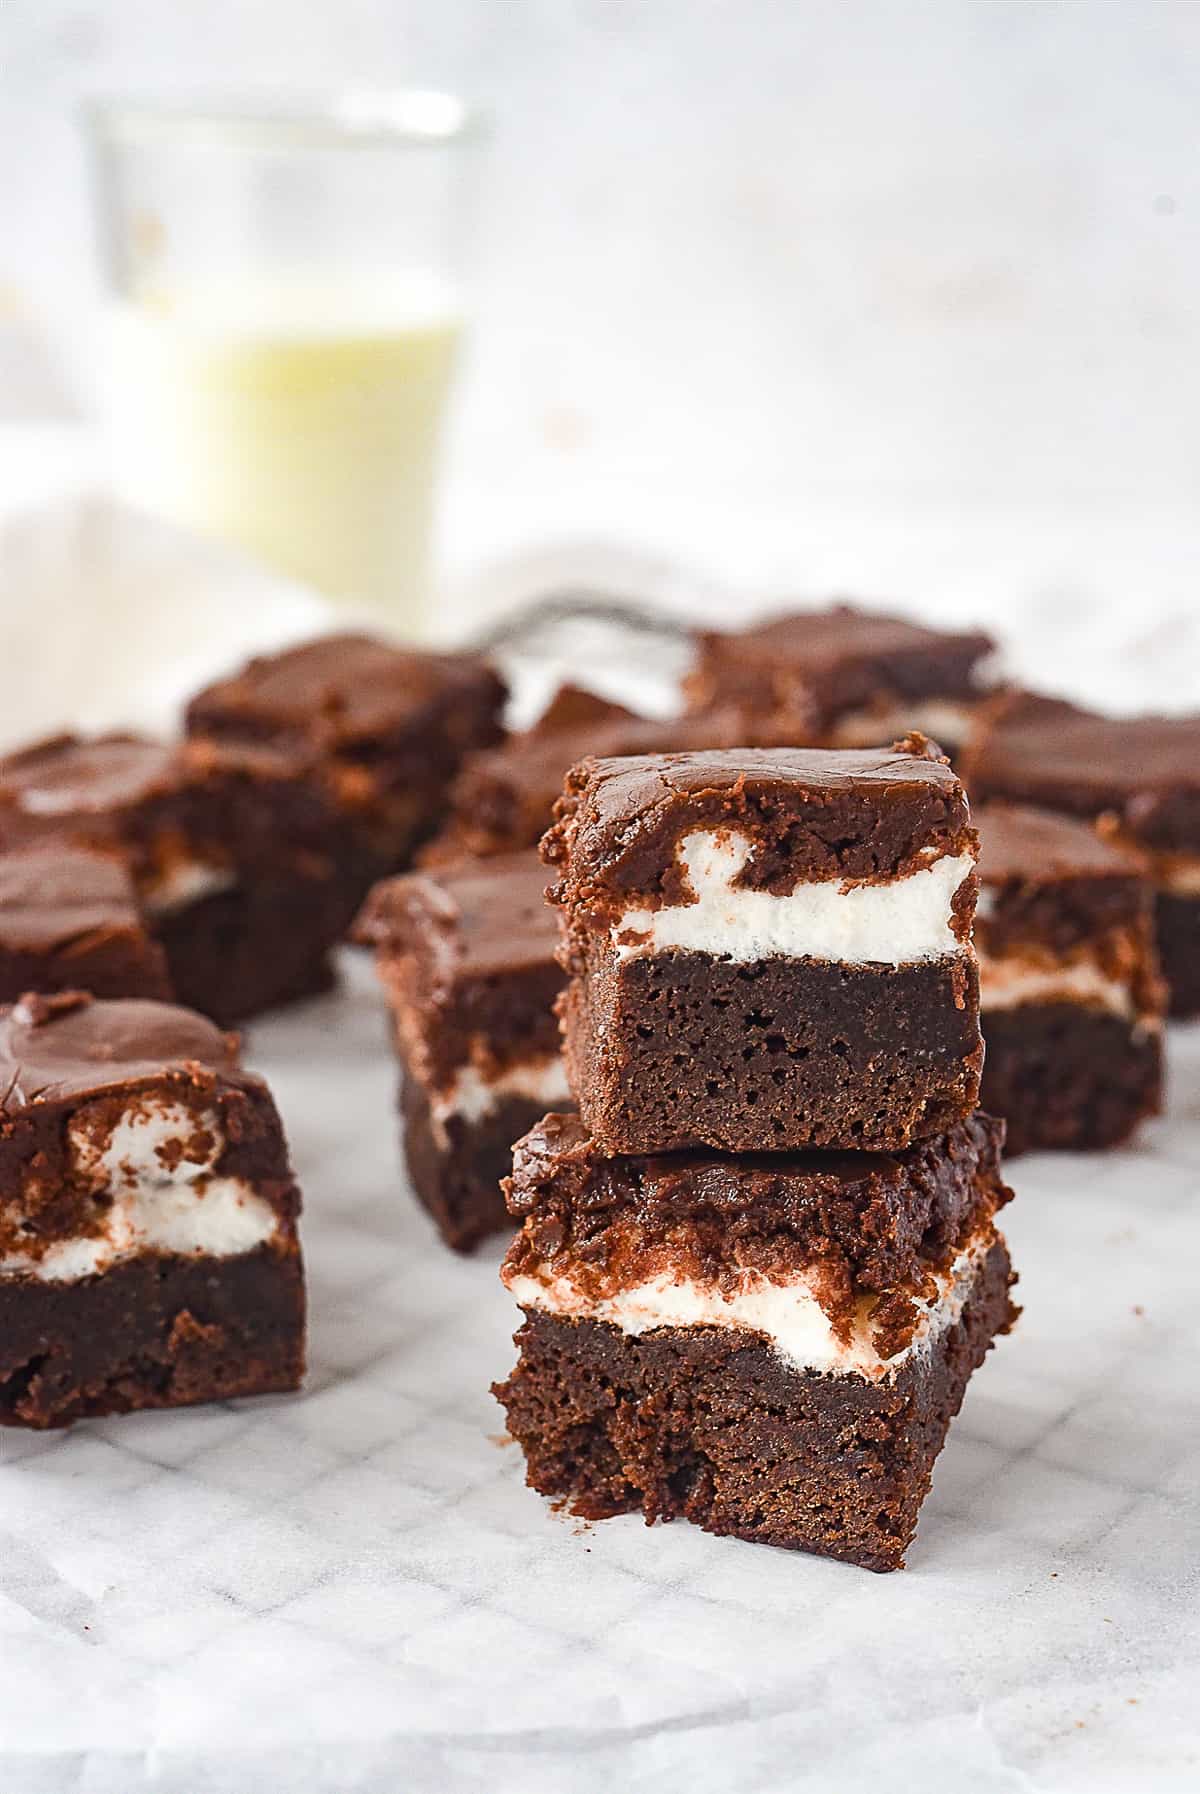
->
(506, 1234, 989, 1381)
(975, 945, 1142, 1020)
(1, 1098, 280, 1283)
(430, 1054, 571, 1130)
(612, 830, 974, 968)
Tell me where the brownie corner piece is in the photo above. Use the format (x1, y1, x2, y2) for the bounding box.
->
(974, 801, 1164, 1153)
(684, 602, 997, 750)
(0, 839, 171, 1004)
(545, 743, 982, 1154)
(358, 850, 568, 1251)
(495, 1113, 1017, 1570)
(0, 991, 304, 1427)
(186, 631, 508, 882)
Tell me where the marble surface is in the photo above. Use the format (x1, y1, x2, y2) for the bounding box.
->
(0, 950, 1198, 1792)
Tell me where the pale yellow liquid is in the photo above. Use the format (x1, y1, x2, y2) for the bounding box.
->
(105, 278, 462, 629)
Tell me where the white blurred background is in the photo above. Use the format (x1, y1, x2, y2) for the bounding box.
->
(2, 0, 1198, 678)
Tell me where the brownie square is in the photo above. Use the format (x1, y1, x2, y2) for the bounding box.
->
(974, 802, 1164, 1153)
(422, 684, 810, 865)
(962, 693, 1200, 1016)
(356, 849, 568, 1250)
(543, 739, 983, 1154)
(0, 841, 171, 1004)
(0, 991, 304, 1427)
(494, 1111, 1017, 1570)
(0, 733, 359, 1024)
(685, 603, 996, 752)
(187, 632, 507, 893)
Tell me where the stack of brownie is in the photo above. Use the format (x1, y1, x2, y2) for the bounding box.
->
(495, 737, 1018, 1571)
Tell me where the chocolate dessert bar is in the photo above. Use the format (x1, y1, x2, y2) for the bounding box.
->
(187, 632, 507, 894)
(356, 850, 568, 1251)
(0, 992, 304, 1427)
(685, 603, 996, 751)
(544, 740, 982, 1154)
(975, 803, 1164, 1154)
(494, 1111, 1016, 1571)
(962, 693, 1200, 1016)
(0, 841, 171, 1004)
(0, 733, 359, 1025)
(423, 688, 807, 864)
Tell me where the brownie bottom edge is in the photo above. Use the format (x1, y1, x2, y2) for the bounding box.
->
(493, 1235, 1016, 1572)
(0, 1244, 305, 1428)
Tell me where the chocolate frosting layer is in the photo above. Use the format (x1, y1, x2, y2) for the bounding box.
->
(963, 694, 1200, 854)
(0, 842, 143, 952)
(0, 991, 239, 1108)
(356, 848, 557, 982)
(504, 1109, 1010, 1300)
(544, 739, 973, 895)
(187, 632, 506, 752)
(975, 801, 1154, 954)
(687, 603, 994, 724)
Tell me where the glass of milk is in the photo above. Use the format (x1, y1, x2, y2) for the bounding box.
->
(87, 93, 483, 636)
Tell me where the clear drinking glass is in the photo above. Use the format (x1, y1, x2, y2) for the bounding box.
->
(87, 93, 484, 635)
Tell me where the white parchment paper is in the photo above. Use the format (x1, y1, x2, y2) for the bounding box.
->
(0, 494, 1196, 1791)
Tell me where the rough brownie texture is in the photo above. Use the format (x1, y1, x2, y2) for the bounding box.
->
(504, 1110, 1010, 1307)
(973, 802, 1163, 1152)
(0, 841, 171, 1004)
(422, 690, 809, 864)
(684, 603, 996, 747)
(962, 693, 1200, 1016)
(544, 742, 982, 1153)
(494, 1238, 1015, 1572)
(401, 1072, 543, 1253)
(0, 1248, 304, 1428)
(356, 850, 568, 1251)
(0, 991, 305, 1427)
(0, 733, 358, 1024)
(187, 632, 507, 889)
(979, 1007, 1161, 1157)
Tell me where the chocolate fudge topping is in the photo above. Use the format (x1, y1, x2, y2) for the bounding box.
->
(425, 704, 810, 864)
(962, 694, 1200, 855)
(686, 603, 994, 729)
(975, 802, 1157, 959)
(0, 990, 238, 1107)
(504, 1109, 1009, 1302)
(544, 738, 973, 897)
(0, 842, 147, 953)
(186, 631, 507, 753)
(357, 849, 557, 984)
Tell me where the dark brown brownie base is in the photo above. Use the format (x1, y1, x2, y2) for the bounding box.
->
(0, 1245, 305, 1428)
(980, 1003, 1162, 1155)
(1155, 890, 1200, 1019)
(563, 950, 982, 1153)
(154, 881, 346, 1025)
(401, 1071, 559, 1253)
(494, 1236, 1014, 1571)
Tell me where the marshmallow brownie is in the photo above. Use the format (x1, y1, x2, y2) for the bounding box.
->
(0, 733, 359, 1025)
(975, 804, 1164, 1154)
(962, 694, 1200, 1016)
(495, 1111, 1016, 1571)
(685, 603, 996, 752)
(356, 850, 568, 1251)
(0, 841, 171, 1004)
(423, 688, 806, 865)
(187, 632, 507, 894)
(544, 739, 982, 1154)
(0, 992, 304, 1427)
